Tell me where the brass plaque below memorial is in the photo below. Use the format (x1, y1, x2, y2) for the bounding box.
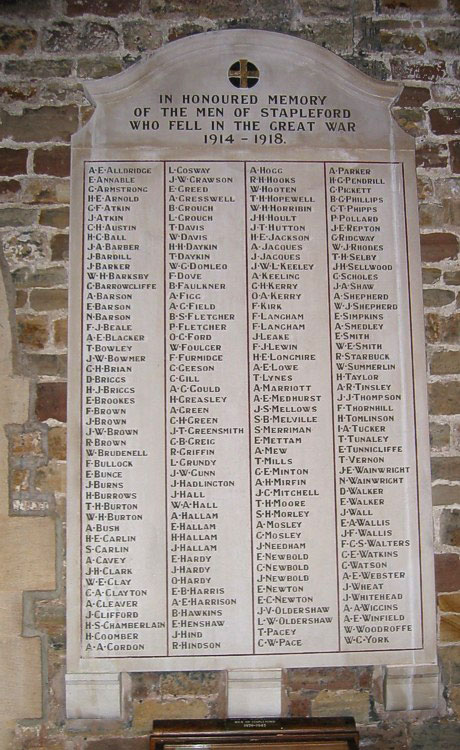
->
(150, 718, 359, 750)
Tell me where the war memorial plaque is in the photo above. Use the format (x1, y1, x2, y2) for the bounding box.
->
(67, 31, 436, 686)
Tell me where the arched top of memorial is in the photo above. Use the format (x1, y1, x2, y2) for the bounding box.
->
(77, 29, 411, 151)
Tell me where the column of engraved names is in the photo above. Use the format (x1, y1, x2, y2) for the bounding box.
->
(82, 161, 167, 657)
(166, 161, 253, 655)
(326, 162, 422, 651)
(247, 162, 339, 655)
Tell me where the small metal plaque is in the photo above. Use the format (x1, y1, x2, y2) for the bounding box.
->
(150, 718, 359, 750)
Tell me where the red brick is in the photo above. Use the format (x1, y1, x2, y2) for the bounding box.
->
(431, 82, 460, 104)
(0, 207, 37, 227)
(39, 207, 69, 229)
(287, 666, 357, 691)
(158, 671, 223, 695)
(417, 175, 433, 201)
(17, 315, 49, 349)
(67, 0, 141, 14)
(358, 668, 373, 689)
(450, 141, 460, 174)
(29, 288, 68, 311)
(371, 29, 426, 57)
(358, 723, 409, 750)
(429, 382, 460, 414)
(122, 21, 162, 52)
(35, 382, 67, 422)
(435, 554, 460, 593)
(150, 0, 252, 17)
(167, 23, 208, 43)
(26, 353, 66, 377)
(0, 26, 37, 55)
(4, 59, 72, 78)
(431, 351, 460, 375)
(15, 289, 27, 308)
(10, 430, 43, 457)
(433, 485, 460, 507)
(0, 0, 53, 18)
(416, 143, 448, 169)
(0, 148, 28, 176)
(438, 644, 460, 684)
(344, 55, 390, 81)
(429, 422, 450, 449)
(447, 198, 460, 226)
(423, 288, 455, 307)
(429, 108, 460, 136)
(442, 315, 460, 343)
(422, 267, 441, 284)
(420, 233, 459, 262)
(444, 270, 460, 285)
(81, 105, 95, 127)
(440, 613, 460, 642)
(396, 86, 430, 108)
(390, 59, 446, 81)
(34, 146, 70, 177)
(85, 738, 149, 750)
(54, 318, 67, 348)
(382, 0, 440, 7)
(426, 29, 460, 54)
(432, 457, 460, 481)
(22, 177, 69, 205)
(298, 20, 355, 55)
(131, 672, 161, 700)
(311, 689, 369, 722)
(50, 234, 69, 261)
(439, 593, 460, 613)
(440, 509, 460, 547)
(42, 20, 118, 54)
(287, 692, 312, 717)
(11, 467, 29, 493)
(419, 201, 449, 227)
(77, 56, 123, 79)
(13, 266, 67, 289)
(0, 179, 21, 200)
(412, 721, 460, 749)
(402, 34, 426, 55)
(0, 106, 78, 143)
(392, 106, 426, 138)
(48, 426, 66, 460)
(426, 312, 441, 343)
(0, 83, 37, 104)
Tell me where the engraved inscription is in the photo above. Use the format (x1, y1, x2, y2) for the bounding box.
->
(79, 160, 423, 659)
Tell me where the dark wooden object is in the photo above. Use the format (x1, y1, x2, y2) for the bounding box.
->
(150, 717, 359, 750)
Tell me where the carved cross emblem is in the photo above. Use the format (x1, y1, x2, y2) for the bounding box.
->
(228, 59, 260, 88)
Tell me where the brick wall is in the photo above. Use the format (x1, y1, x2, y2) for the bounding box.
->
(0, 1, 459, 748)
